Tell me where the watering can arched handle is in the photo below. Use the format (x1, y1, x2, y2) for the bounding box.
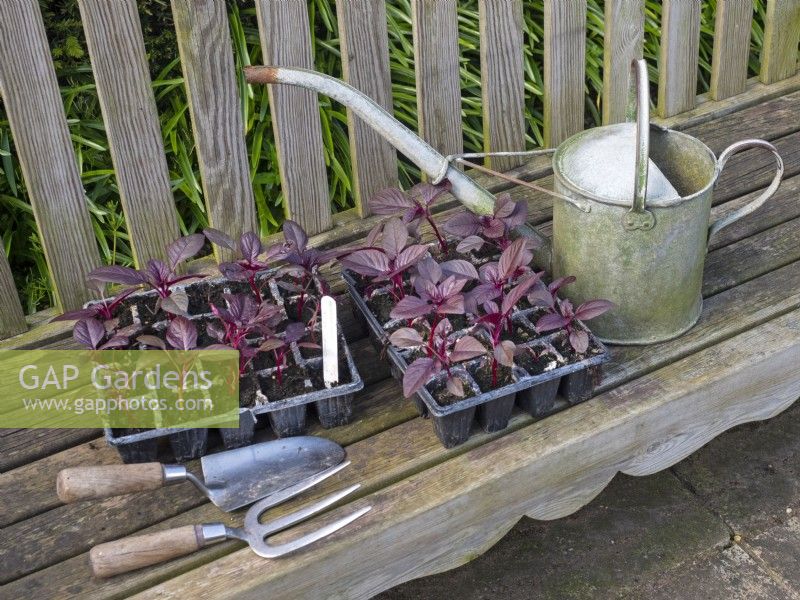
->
(623, 59, 655, 231)
(708, 140, 784, 240)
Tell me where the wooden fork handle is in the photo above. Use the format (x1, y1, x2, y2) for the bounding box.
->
(57, 463, 166, 503)
(90, 525, 205, 578)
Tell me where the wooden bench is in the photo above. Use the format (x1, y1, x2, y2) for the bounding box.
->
(1, 1, 800, 598)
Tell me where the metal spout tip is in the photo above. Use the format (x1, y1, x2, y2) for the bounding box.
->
(244, 65, 279, 84)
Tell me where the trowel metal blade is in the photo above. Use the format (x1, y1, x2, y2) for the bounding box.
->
(200, 436, 346, 512)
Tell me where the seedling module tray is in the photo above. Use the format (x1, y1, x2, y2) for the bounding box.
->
(343, 269, 610, 448)
(94, 273, 363, 463)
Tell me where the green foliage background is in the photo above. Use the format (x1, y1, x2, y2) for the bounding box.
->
(0, 0, 766, 313)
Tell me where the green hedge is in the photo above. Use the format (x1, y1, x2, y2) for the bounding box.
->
(0, 0, 765, 313)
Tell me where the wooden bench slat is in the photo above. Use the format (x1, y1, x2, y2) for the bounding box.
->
(478, 0, 526, 171)
(657, 0, 702, 118)
(77, 0, 180, 266)
(0, 0, 100, 311)
(602, 0, 645, 124)
(411, 0, 463, 156)
(0, 245, 26, 337)
(760, 0, 800, 84)
(335, 0, 398, 216)
(170, 0, 258, 259)
(123, 307, 800, 599)
(255, 0, 332, 234)
(543, 0, 587, 146)
(710, 0, 754, 100)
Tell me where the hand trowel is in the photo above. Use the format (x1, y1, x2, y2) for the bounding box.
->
(56, 436, 347, 512)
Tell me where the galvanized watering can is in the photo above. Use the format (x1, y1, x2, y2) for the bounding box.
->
(244, 59, 783, 345)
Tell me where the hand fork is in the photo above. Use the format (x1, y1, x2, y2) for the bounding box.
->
(89, 462, 371, 578)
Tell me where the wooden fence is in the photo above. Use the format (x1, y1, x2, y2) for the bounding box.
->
(0, 0, 798, 340)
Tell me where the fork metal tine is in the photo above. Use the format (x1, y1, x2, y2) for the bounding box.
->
(252, 460, 351, 513)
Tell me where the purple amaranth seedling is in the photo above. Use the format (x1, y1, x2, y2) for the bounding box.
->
(443, 193, 528, 254)
(465, 237, 539, 313)
(52, 279, 136, 324)
(535, 298, 615, 354)
(340, 217, 428, 301)
(526, 275, 577, 312)
(257, 321, 318, 386)
(369, 181, 452, 254)
(475, 272, 541, 386)
(389, 318, 485, 398)
(88, 234, 207, 316)
(389, 256, 477, 336)
(204, 228, 286, 303)
(72, 317, 133, 350)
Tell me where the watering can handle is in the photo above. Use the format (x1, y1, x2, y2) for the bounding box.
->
(708, 140, 784, 240)
(622, 59, 655, 231)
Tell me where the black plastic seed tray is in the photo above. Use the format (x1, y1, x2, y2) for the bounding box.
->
(97, 273, 363, 463)
(343, 269, 610, 448)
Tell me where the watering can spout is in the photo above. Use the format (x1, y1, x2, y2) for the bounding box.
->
(244, 65, 551, 267)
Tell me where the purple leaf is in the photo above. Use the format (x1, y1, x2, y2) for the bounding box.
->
(536, 313, 570, 333)
(410, 181, 450, 207)
(433, 318, 452, 338)
(259, 338, 285, 352)
(389, 327, 425, 348)
(283, 321, 307, 344)
(369, 188, 414, 214)
(341, 249, 391, 277)
(498, 238, 532, 279)
(218, 261, 248, 280)
(161, 290, 189, 317)
(167, 234, 205, 270)
(574, 299, 616, 321)
(493, 193, 516, 219)
(437, 295, 465, 315)
(137, 335, 166, 349)
(166, 316, 198, 350)
(416, 256, 442, 284)
(100, 336, 130, 350)
(381, 218, 408, 259)
(444, 212, 480, 238)
(402, 357, 437, 398)
(239, 232, 263, 264)
(504, 199, 528, 229)
(74, 318, 106, 349)
(392, 245, 428, 273)
(494, 340, 516, 367)
(569, 330, 590, 354)
(501, 274, 541, 315)
(440, 259, 478, 281)
(52, 308, 100, 322)
(450, 335, 486, 362)
(365, 222, 383, 247)
(446, 375, 464, 397)
(203, 227, 237, 251)
(527, 285, 555, 310)
(548, 276, 576, 295)
(390, 295, 431, 319)
(482, 218, 505, 239)
(282, 220, 308, 252)
(89, 266, 146, 286)
(456, 235, 484, 253)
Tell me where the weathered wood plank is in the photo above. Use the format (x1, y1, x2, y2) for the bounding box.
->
(0, 429, 100, 474)
(170, 0, 258, 260)
(77, 0, 180, 266)
(710, 0, 754, 100)
(0, 0, 100, 310)
(0, 244, 26, 337)
(255, 0, 331, 234)
(478, 0, 526, 171)
(335, 0, 398, 215)
(602, 0, 645, 124)
(543, 0, 587, 145)
(760, 0, 800, 84)
(411, 0, 463, 156)
(128, 308, 800, 599)
(657, 0, 702, 118)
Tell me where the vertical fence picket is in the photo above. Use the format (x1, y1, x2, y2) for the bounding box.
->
(0, 245, 27, 338)
(78, 0, 180, 266)
(760, 0, 800, 84)
(710, 0, 753, 100)
(603, 0, 644, 124)
(657, 0, 701, 118)
(255, 0, 331, 234)
(336, 0, 398, 216)
(170, 0, 258, 261)
(478, 0, 526, 171)
(543, 0, 587, 146)
(0, 0, 100, 311)
(411, 0, 463, 157)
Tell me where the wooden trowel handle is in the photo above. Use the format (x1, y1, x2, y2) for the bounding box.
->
(57, 463, 165, 503)
(90, 525, 204, 578)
